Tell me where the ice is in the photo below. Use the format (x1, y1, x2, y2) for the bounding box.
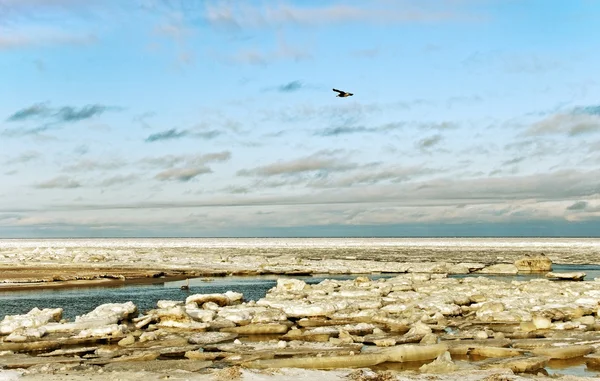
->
(1, 238, 600, 268)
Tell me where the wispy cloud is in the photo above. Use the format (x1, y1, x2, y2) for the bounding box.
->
(152, 12, 195, 66)
(155, 167, 212, 182)
(141, 151, 232, 169)
(527, 110, 600, 137)
(277, 80, 303, 92)
(62, 159, 125, 172)
(4, 150, 41, 165)
(231, 33, 312, 65)
(463, 51, 566, 74)
(35, 175, 80, 189)
(145, 128, 189, 142)
(0, 27, 97, 50)
(237, 150, 355, 177)
(0, 0, 100, 14)
(6, 103, 119, 124)
(418, 121, 458, 131)
(6, 103, 51, 121)
(502, 157, 526, 166)
(133, 112, 156, 129)
(571, 105, 600, 116)
(0, 0, 119, 43)
(567, 201, 588, 211)
(315, 122, 404, 137)
(140, 151, 231, 182)
(3, 103, 120, 137)
(203, 2, 479, 30)
(144, 128, 222, 142)
(55, 105, 112, 122)
(99, 174, 138, 187)
(309, 165, 436, 188)
(417, 134, 443, 149)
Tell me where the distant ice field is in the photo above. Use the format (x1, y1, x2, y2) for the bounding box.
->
(1, 237, 600, 249)
(1, 237, 599, 265)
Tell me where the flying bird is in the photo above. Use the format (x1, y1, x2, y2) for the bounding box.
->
(333, 88, 353, 98)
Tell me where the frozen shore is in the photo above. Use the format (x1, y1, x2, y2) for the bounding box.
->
(3, 267, 600, 379)
(2, 237, 599, 289)
(2, 239, 600, 379)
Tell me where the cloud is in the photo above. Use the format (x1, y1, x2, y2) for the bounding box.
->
(11, 168, 598, 217)
(278, 80, 303, 92)
(315, 122, 404, 137)
(231, 33, 312, 65)
(567, 201, 588, 211)
(35, 175, 80, 189)
(0, 0, 97, 13)
(141, 151, 231, 182)
(141, 151, 231, 169)
(203, 2, 478, 30)
(308, 165, 436, 188)
(502, 157, 525, 166)
(462, 51, 566, 74)
(503, 54, 565, 74)
(527, 113, 600, 137)
(267, 100, 428, 126)
(572, 105, 600, 116)
(62, 159, 125, 172)
(4, 151, 41, 165)
(569, 123, 600, 137)
(0, 28, 97, 50)
(99, 174, 139, 187)
(6, 103, 118, 124)
(1, 0, 102, 48)
(152, 12, 196, 66)
(1, 125, 52, 137)
(6, 103, 51, 121)
(145, 128, 222, 142)
(133, 112, 156, 129)
(55, 105, 111, 122)
(418, 121, 458, 131)
(316, 126, 376, 136)
(195, 130, 222, 139)
(417, 134, 443, 149)
(237, 150, 355, 177)
(145, 128, 188, 142)
(154, 167, 212, 182)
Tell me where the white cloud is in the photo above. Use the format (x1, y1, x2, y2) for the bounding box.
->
(203, 1, 476, 30)
(0, 27, 97, 49)
(527, 113, 600, 137)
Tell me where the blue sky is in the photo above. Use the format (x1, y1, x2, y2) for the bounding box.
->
(1, 0, 600, 237)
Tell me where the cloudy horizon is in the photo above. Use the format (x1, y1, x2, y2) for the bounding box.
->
(1, 0, 599, 238)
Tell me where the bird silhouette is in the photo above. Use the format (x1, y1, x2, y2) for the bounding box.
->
(333, 88, 353, 98)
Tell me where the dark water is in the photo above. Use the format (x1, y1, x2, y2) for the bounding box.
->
(0, 273, 395, 321)
(2, 264, 600, 321)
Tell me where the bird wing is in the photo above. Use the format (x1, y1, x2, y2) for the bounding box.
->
(332, 88, 344, 94)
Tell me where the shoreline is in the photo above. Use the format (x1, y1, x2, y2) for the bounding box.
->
(0, 266, 219, 292)
(1, 260, 598, 293)
(0, 274, 191, 292)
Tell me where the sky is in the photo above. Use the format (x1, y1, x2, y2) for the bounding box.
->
(1, 0, 600, 238)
